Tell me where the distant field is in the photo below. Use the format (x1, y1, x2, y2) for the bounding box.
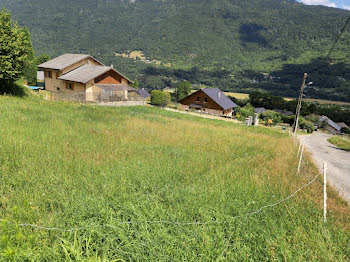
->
(223, 92, 249, 99)
(0, 96, 349, 260)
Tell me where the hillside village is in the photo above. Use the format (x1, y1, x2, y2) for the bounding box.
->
(1, 3, 350, 261)
(33, 53, 350, 135)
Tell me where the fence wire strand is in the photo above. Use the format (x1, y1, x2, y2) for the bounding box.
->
(0, 171, 321, 232)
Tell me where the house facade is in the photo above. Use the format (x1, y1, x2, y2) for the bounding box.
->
(38, 54, 141, 102)
(179, 88, 238, 117)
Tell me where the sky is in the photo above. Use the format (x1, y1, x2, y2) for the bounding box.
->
(298, 0, 350, 10)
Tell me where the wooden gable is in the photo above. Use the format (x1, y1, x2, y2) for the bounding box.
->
(180, 90, 223, 110)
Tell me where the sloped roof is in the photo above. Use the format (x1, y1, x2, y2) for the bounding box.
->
(38, 54, 103, 70)
(255, 107, 267, 114)
(58, 65, 112, 84)
(337, 122, 350, 129)
(320, 116, 341, 131)
(201, 88, 238, 110)
(95, 84, 136, 91)
(136, 88, 151, 98)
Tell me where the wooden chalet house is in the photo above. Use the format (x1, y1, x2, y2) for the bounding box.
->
(179, 88, 238, 117)
(38, 54, 141, 102)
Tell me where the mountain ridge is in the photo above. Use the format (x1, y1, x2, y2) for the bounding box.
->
(1, 0, 350, 101)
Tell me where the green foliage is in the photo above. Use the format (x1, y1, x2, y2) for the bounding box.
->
(0, 9, 34, 93)
(35, 54, 50, 65)
(236, 103, 255, 121)
(341, 127, 350, 134)
(151, 90, 171, 106)
(1, 0, 350, 101)
(175, 81, 192, 101)
(299, 117, 314, 133)
(261, 110, 282, 125)
(130, 79, 139, 89)
(249, 92, 350, 126)
(21, 27, 37, 85)
(250, 92, 290, 110)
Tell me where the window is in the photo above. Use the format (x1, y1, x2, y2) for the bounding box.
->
(204, 98, 208, 103)
(47, 71, 52, 78)
(196, 97, 200, 102)
(66, 83, 74, 90)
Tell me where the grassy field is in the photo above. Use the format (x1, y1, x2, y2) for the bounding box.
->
(328, 136, 350, 151)
(0, 95, 349, 261)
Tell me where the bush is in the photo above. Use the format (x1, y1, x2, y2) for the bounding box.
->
(261, 110, 282, 125)
(299, 118, 314, 133)
(151, 90, 171, 106)
(235, 103, 255, 121)
(341, 127, 350, 134)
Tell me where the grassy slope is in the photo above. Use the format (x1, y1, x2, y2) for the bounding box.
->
(0, 96, 349, 261)
(328, 136, 350, 151)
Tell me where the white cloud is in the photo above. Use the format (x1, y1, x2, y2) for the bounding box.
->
(343, 5, 350, 10)
(300, 0, 337, 7)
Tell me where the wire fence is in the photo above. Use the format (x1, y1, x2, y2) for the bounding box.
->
(0, 131, 323, 232)
(0, 167, 321, 232)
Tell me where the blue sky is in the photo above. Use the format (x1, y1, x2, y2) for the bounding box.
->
(298, 0, 350, 10)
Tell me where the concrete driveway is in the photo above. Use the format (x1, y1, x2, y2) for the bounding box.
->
(301, 132, 350, 204)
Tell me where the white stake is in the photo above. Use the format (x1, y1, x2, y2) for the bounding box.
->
(323, 162, 327, 223)
(297, 141, 302, 156)
(297, 144, 304, 174)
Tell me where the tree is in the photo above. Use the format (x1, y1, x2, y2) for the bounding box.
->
(175, 81, 192, 101)
(151, 90, 171, 107)
(0, 9, 34, 93)
(36, 54, 50, 65)
(130, 79, 139, 89)
(22, 27, 37, 85)
(235, 103, 255, 121)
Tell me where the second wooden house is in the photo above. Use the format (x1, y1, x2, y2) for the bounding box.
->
(179, 88, 238, 117)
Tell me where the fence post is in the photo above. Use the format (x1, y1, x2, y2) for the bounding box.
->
(297, 141, 302, 156)
(323, 162, 327, 223)
(297, 144, 304, 174)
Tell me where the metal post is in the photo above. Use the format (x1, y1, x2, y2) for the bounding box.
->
(293, 73, 308, 135)
(323, 162, 327, 223)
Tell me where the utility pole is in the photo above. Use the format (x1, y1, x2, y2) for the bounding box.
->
(293, 73, 308, 134)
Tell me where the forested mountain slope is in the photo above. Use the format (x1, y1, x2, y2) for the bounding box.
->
(2, 0, 350, 101)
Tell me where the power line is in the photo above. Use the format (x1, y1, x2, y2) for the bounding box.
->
(301, 15, 350, 99)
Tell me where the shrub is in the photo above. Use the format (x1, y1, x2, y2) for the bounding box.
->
(299, 118, 314, 133)
(261, 110, 282, 125)
(235, 103, 255, 121)
(151, 90, 171, 106)
(341, 127, 350, 134)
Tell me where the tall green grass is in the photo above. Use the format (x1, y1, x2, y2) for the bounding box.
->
(0, 95, 349, 261)
(328, 136, 350, 151)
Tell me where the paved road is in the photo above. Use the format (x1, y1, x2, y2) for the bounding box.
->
(301, 132, 350, 204)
